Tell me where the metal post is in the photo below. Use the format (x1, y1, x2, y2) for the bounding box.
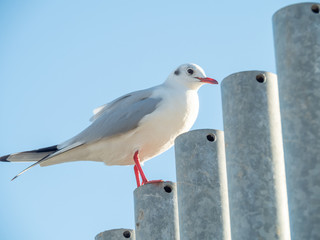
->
(95, 229, 135, 240)
(221, 71, 291, 239)
(174, 129, 231, 240)
(273, 3, 320, 239)
(134, 181, 179, 240)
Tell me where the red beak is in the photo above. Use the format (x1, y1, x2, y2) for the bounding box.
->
(195, 77, 218, 84)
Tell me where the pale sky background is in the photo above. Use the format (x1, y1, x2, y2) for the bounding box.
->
(0, 1, 313, 240)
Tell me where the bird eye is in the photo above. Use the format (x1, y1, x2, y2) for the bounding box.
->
(187, 68, 194, 75)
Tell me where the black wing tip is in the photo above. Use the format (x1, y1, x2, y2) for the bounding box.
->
(0, 154, 10, 162)
(11, 175, 18, 181)
(32, 145, 58, 153)
(11, 160, 42, 181)
(0, 145, 58, 163)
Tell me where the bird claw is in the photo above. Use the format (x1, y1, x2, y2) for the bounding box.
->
(133, 151, 164, 187)
(142, 179, 164, 185)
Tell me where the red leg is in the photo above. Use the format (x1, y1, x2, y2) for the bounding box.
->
(134, 165, 141, 187)
(133, 150, 163, 186)
(133, 151, 148, 184)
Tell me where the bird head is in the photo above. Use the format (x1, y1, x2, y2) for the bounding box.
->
(166, 63, 218, 90)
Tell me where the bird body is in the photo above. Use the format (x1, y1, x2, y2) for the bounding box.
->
(0, 63, 218, 183)
(42, 85, 199, 166)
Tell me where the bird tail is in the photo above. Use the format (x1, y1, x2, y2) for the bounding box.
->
(0, 145, 58, 180)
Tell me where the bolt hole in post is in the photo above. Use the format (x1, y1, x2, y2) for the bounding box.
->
(256, 73, 266, 83)
(164, 185, 172, 193)
(311, 4, 320, 13)
(206, 133, 216, 142)
(123, 230, 131, 238)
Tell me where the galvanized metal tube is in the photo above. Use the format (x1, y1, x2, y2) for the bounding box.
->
(95, 229, 135, 240)
(273, 3, 320, 239)
(221, 71, 290, 240)
(134, 181, 179, 240)
(174, 129, 231, 240)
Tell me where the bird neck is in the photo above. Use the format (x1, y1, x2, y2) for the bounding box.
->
(163, 78, 201, 92)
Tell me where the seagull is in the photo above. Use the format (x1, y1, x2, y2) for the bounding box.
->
(0, 63, 218, 186)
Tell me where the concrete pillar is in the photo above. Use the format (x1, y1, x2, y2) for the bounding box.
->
(95, 229, 135, 240)
(174, 129, 231, 240)
(221, 71, 290, 239)
(134, 181, 179, 240)
(273, 3, 320, 239)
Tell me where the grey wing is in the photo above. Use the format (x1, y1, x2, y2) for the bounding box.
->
(58, 87, 162, 148)
(89, 94, 131, 122)
(9, 87, 162, 180)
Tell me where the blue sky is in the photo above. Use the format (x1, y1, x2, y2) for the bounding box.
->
(0, 1, 311, 239)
